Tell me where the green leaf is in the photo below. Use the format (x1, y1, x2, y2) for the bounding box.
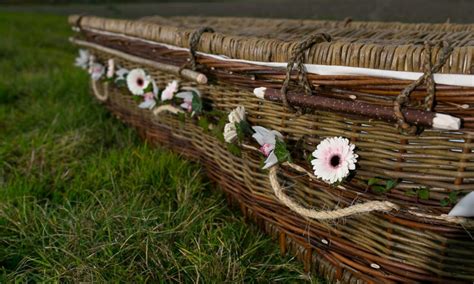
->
(368, 177, 382, 186)
(191, 93, 202, 114)
(235, 122, 245, 143)
(227, 143, 241, 157)
(405, 189, 417, 197)
(385, 179, 397, 190)
(177, 112, 186, 124)
(132, 95, 142, 102)
(448, 192, 459, 203)
(211, 115, 227, 143)
(198, 116, 210, 133)
(371, 185, 387, 194)
(418, 188, 430, 200)
(273, 140, 291, 163)
(143, 82, 153, 93)
(440, 198, 450, 207)
(239, 120, 253, 136)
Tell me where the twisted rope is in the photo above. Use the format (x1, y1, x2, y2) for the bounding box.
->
(269, 166, 399, 220)
(281, 33, 331, 111)
(267, 163, 472, 226)
(153, 104, 183, 116)
(394, 41, 453, 134)
(180, 27, 215, 73)
(91, 79, 108, 102)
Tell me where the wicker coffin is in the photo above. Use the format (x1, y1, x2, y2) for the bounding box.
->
(69, 15, 474, 283)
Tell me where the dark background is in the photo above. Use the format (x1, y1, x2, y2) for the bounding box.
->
(1, 0, 474, 23)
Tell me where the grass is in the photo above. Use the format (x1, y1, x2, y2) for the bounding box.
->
(0, 13, 321, 282)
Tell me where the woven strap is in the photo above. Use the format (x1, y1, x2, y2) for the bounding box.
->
(181, 27, 215, 72)
(91, 79, 108, 102)
(394, 41, 453, 134)
(281, 33, 331, 111)
(269, 166, 399, 220)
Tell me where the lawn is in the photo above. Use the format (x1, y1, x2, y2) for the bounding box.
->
(0, 13, 316, 282)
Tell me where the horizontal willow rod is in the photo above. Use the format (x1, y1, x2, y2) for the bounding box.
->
(254, 87, 461, 131)
(69, 37, 208, 84)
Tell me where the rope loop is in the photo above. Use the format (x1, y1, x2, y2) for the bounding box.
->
(394, 41, 453, 134)
(281, 33, 331, 111)
(268, 165, 399, 220)
(180, 27, 215, 74)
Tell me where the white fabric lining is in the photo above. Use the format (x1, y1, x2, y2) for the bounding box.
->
(84, 27, 474, 88)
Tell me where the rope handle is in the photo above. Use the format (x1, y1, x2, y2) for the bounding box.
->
(180, 27, 215, 73)
(268, 166, 399, 220)
(394, 41, 453, 134)
(91, 79, 109, 102)
(267, 162, 472, 226)
(281, 33, 331, 111)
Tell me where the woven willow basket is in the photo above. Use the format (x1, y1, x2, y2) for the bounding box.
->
(69, 15, 474, 283)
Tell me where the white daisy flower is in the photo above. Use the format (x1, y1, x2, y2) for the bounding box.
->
(311, 137, 358, 184)
(228, 106, 246, 124)
(224, 122, 238, 143)
(89, 63, 104, 81)
(252, 126, 283, 170)
(74, 49, 89, 69)
(106, 59, 115, 79)
(115, 67, 129, 82)
(126, 68, 150, 95)
(161, 80, 179, 101)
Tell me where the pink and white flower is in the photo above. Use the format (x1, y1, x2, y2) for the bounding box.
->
(126, 68, 150, 95)
(106, 59, 115, 79)
(161, 80, 179, 101)
(74, 49, 89, 69)
(89, 63, 104, 81)
(252, 126, 283, 170)
(139, 91, 157, 110)
(176, 88, 200, 114)
(311, 137, 358, 184)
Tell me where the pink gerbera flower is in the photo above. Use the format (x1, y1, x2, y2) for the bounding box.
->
(311, 137, 358, 184)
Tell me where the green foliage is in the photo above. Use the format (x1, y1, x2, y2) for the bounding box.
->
(191, 92, 203, 115)
(235, 120, 253, 142)
(405, 187, 430, 200)
(210, 115, 227, 143)
(143, 81, 154, 93)
(227, 143, 242, 157)
(197, 116, 209, 133)
(274, 140, 292, 163)
(367, 177, 398, 194)
(440, 191, 459, 207)
(0, 13, 319, 283)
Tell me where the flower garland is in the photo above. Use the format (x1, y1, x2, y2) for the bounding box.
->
(74, 50, 203, 117)
(223, 105, 358, 184)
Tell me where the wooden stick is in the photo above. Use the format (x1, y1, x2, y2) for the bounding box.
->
(69, 37, 208, 84)
(254, 87, 461, 131)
